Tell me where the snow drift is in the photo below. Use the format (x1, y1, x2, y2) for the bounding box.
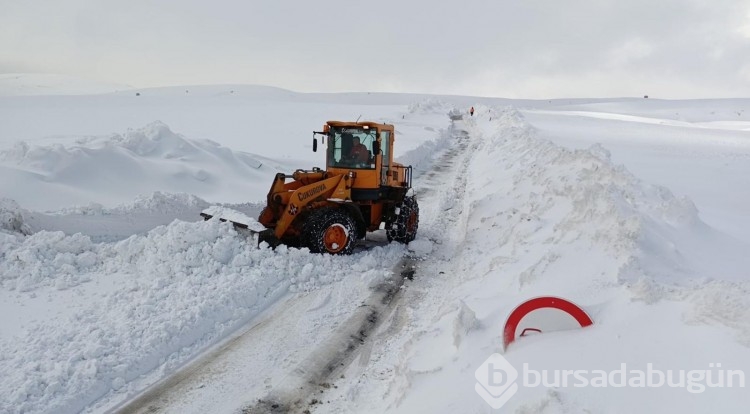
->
(0, 122, 276, 210)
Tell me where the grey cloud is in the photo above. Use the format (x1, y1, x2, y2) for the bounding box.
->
(1, 0, 749, 98)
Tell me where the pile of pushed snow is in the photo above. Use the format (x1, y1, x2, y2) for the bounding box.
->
(0, 122, 275, 210)
(453, 108, 750, 320)
(0, 230, 96, 292)
(0, 198, 31, 235)
(463, 108, 750, 407)
(0, 218, 404, 413)
(485, 108, 746, 281)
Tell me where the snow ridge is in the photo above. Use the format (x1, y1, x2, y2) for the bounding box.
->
(460, 107, 711, 287)
(0, 122, 272, 210)
(0, 121, 263, 174)
(497, 109, 748, 334)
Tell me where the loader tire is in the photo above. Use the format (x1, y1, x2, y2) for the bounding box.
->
(302, 208, 357, 255)
(387, 196, 419, 243)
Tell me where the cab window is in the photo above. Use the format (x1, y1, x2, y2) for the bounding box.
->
(327, 127, 377, 169)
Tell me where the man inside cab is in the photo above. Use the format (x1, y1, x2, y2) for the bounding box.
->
(349, 136, 370, 163)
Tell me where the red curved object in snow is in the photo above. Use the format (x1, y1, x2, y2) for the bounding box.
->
(503, 296, 593, 349)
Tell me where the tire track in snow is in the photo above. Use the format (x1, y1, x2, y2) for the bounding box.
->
(310, 117, 486, 413)
(414, 118, 480, 255)
(242, 257, 418, 414)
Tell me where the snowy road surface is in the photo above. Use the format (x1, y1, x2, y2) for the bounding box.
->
(1, 84, 750, 413)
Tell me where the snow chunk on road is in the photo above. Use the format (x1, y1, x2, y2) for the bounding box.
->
(407, 238, 433, 257)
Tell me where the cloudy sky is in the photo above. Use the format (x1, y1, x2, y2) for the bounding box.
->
(2, 0, 750, 98)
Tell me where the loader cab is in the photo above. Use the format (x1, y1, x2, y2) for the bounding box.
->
(327, 126, 378, 170)
(323, 121, 394, 189)
(318, 121, 410, 195)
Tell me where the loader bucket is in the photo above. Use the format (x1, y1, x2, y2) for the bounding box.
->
(200, 206, 279, 248)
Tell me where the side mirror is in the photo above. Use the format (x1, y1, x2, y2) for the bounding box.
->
(373, 141, 381, 155)
(313, 137, 318, 152)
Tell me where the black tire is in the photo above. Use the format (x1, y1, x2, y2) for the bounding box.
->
(387, 196, 419, 243)
(302, 208, 357, 255)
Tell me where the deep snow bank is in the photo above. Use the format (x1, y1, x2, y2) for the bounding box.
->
(472, 108, 750, 411)
(0, 218, 404, 414)
(0, 122, 277, 210)
(464, 108, 750, 347)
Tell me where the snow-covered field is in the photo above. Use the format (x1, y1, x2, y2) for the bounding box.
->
(1, 79, 749, 413)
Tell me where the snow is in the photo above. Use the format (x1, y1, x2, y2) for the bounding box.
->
(0, 79, 749, 413)
(319, 107, 750, 413)
(0, 198, 31, 235)
(0, 121, 279, 210)
(200, 206, 266, 232)
(0, 217, 404, 413)
(0, 74, 133, 97)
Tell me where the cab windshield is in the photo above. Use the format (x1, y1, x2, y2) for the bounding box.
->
(327, 127, 377, 169)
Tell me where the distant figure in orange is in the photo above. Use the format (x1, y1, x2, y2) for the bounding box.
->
(350, 137, 370, 163)
(470, 106, 475, 116)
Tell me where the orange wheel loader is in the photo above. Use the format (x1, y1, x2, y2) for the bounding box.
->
(202, 121, 418, 255)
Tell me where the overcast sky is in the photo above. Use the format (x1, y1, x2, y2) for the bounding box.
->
(2, 0, 750, 98)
